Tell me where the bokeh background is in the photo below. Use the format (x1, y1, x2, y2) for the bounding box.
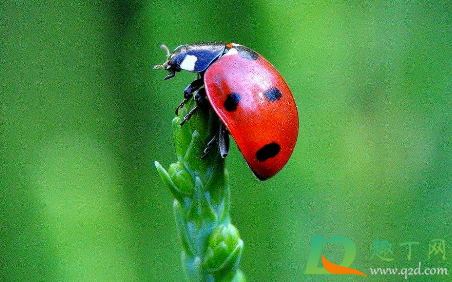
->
(1, 1, 451, 281)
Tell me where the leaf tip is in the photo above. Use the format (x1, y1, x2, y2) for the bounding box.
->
(154, 160, 161, 168)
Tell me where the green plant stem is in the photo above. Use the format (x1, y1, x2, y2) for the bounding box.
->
(155, 103, 246, 282)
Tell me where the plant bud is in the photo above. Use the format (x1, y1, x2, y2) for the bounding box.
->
(168, 161, 194, 195)
(204, 224, 243, 273)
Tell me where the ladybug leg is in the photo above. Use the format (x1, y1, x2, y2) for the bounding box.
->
(201, 134, 218, 159)
(218, 123, 229, 158)
(175, 78, 204, 115)
(180, 88, 206, 126)
(201, 123, 229, 159)
(164, 72, 175, 80)
(180, 106, 199, 126)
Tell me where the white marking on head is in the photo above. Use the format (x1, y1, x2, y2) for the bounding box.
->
(224, 48, 238, 56)
(180, 55, 198, 71)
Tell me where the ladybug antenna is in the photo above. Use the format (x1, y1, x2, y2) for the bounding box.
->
(153, 44, 172, 70)
(160, 44, 171, 58)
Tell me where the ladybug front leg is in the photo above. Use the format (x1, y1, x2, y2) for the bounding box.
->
(175, 78, 204, 115)
(180, 88, 207, 126)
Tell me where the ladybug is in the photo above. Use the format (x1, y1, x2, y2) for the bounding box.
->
(154, 42, 299, 180)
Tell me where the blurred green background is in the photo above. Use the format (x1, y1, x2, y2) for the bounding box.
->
(1, 1, 451, 281)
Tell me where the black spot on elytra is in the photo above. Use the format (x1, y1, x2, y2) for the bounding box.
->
(256, 143, 280, 162)
(264, 87, 282, 102)
(224, 93, 241, 111)
(236, 46, 259, 60)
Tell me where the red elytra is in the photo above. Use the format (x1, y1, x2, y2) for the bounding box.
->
(204, 49, 299, 180)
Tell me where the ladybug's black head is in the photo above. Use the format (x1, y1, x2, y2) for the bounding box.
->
(153, 44, 189, 80)
(154, 43, 226, 78)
